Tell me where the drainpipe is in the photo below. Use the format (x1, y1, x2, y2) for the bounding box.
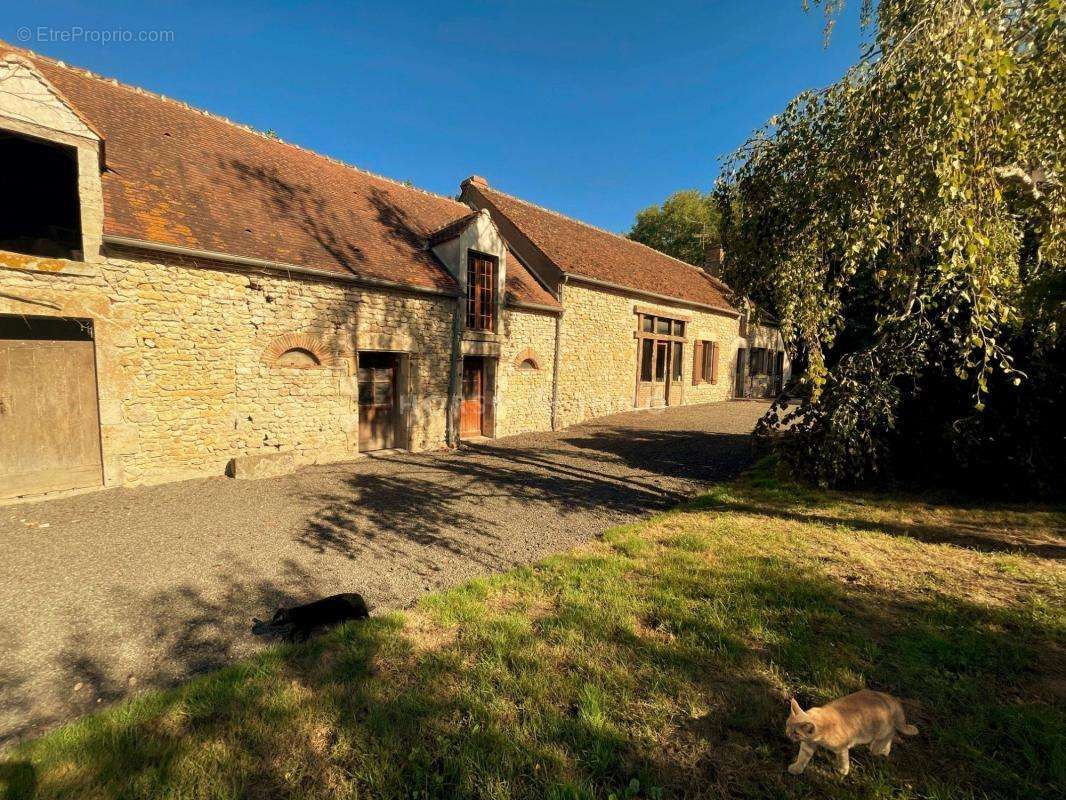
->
(446, 294, 463, 447)
(550, 276, 568, 431)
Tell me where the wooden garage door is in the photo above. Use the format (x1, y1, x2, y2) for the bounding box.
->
(0, 325, 103, 499)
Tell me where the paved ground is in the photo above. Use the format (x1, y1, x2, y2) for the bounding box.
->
(0, 400, 767, 745)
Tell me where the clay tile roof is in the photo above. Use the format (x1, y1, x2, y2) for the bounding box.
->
(2, 42, 473, 294)
(505, 247, 560, 309)
(425, 211, 480, 247)
(471, 183, 738, 314)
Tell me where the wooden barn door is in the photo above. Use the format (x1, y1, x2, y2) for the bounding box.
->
(0, 316, 103, 499)
(357, 352, 397, 451)
(460, 357, 484, 439)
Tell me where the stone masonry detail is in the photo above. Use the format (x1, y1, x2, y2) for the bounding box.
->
(0, 249, 455, 488)
(553, 282, 742, 430)
(496, 308, 557, 437)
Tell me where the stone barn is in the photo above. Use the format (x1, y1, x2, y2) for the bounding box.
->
(0, 43, 789, 501)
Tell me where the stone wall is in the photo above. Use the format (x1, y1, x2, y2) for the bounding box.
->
(2, 249, 747, 495)
(0, 247, 455, 488)
(495, 307, 557, 437)
(554, 281, 743, 429)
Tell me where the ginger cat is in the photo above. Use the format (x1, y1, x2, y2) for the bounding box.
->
(785, 690, 918, 776)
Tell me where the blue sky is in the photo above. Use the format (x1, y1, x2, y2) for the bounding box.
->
(3, 1, 864, 232)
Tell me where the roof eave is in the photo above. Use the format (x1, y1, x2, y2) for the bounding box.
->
(102, 234, 461, 298)
(563, 272, 741, 318)
(507, 299, 563, 315)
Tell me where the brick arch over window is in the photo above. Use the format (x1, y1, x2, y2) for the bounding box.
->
(261, 333, 341, 369)
(513, 347, 542, 371)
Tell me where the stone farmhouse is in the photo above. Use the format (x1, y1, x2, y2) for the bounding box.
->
(0, 44, 790, 501)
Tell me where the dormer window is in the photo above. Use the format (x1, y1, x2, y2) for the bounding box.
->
(466, 252, 497, 331)
(0, 131, 82, 259)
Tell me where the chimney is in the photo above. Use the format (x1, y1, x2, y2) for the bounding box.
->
(703, 241, 725, 280)
(463, 175, 489, 189)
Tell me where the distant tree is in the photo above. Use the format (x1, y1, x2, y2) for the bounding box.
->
(628, 190, 720, 266)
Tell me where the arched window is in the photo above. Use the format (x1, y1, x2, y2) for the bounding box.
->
(513, 348, 542, 371)
(262, 333, 339, 368)
(275, 347, 320, 367)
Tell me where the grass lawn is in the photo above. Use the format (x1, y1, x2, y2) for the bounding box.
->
(1, 464, 1063, 799)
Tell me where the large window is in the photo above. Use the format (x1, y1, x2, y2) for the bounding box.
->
(466, 252, 497, 331)
(0, 131, 82, 259)
(749, 347, 785, 379)
(636, 311, 686, 386)
(640, 313, 684, 340)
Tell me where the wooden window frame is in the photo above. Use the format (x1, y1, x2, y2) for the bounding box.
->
(693, 339, 719, 385)
(634, 310, 691, 411)
(639, 338, 655, 382)
(670, 340, 684, 382)
(633, 311, 687, 344)
(466, 252, 497, 332)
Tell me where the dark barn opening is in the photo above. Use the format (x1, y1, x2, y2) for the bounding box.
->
(0, 314, 93, 341)
(0, 131, 82, 259)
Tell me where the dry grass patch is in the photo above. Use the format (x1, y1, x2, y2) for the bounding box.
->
(400, 609, 457, 654)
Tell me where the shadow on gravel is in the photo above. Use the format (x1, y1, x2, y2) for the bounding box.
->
(295, 429, 752, 563)
(0, 558, 327, 748)
(0, 413, 757, 748)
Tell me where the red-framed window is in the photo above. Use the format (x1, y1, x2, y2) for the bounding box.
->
(466, 253, 496, 331)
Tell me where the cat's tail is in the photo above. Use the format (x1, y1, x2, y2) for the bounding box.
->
(893, 703, 919, 736)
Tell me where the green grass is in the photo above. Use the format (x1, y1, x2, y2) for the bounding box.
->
(2, 463, 1063, 799)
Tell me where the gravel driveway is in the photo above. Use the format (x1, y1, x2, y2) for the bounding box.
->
(0, 400, 767, 745)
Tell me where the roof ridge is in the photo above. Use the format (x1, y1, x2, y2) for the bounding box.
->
(481, 183, 735, 293)
(0, 40, 469, 211)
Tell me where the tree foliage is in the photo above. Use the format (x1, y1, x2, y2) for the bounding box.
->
(628, 189, 720, 266)
(716, 0, 1064, 494)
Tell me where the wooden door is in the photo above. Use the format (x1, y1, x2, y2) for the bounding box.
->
(460, 357, 484, 438)
(666, 341, 684, 406)
(358, 353, 396, 451)
(735, 349, 748, 398)
(0, 336, 103, 499)
(649, 340, 669, 407)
